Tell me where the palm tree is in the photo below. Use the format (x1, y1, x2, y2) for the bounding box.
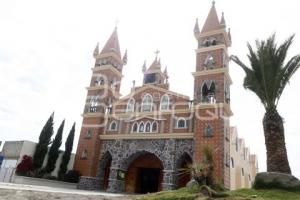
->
(231, 34, 300, 174)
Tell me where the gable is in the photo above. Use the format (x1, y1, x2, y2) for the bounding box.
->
(113, 85, 191, 114)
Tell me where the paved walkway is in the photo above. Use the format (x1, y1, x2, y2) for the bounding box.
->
(0, 182, 135, 200)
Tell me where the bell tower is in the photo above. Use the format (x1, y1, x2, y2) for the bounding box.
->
(192, 1, 232, 188)
(142, 52, 169, 90)
(74, 27, 127, 177)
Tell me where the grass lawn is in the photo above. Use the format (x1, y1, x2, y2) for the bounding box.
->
(138, 186, 300, 200)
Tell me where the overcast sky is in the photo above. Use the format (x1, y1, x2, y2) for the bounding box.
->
(1, 0, 300, 178)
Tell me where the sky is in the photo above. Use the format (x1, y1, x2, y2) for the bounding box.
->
(0, 0, 300, 178)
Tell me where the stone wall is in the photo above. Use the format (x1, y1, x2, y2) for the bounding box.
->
(77, 176, 100, 190)
(96, 138, 193, 193)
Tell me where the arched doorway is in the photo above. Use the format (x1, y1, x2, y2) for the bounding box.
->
(98, 151, 112, 190)
(176, 153, 193, 189)
(125, 152, 163, 194)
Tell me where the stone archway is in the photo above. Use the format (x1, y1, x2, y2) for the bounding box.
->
(124, 151, 163, 194)
(98, 151, 112, 190)
(176, 152, 193, 189)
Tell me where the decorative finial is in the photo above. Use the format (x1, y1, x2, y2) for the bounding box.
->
(220, 12, 226, 27)
(228, 28, 232, 42)
(154, 50, 160, 60)
(93, 42, 99, 58)
(194, 18, 200, 37)
(164, 66, 169, 83)
(212, 0, 215, 6)
(122, 50, 128, 65)
(131, 80, 136, 92)
(115, 19, 119, 30)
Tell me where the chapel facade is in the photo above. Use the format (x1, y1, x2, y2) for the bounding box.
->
(74, 2, 258, 193)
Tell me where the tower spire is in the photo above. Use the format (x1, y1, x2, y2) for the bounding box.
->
(93, 43, 99, 58)
(122, 50, 128, 65)
(194, 18, 200, 38)
(220, 12, 226, 28)
(201, 1, 221, 33)
(228, 28, 232, 43)
(100, 28, 121, 57)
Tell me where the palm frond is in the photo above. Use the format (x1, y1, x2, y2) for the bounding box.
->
(231, 34, 300, 110)
(275, 55, 300, 104)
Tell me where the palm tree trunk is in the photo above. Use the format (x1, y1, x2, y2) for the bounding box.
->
(263, 109, 291, 174)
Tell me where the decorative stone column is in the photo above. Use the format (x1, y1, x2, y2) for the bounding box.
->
(107, 167, 125, 193)
(162, 170, 176, 190)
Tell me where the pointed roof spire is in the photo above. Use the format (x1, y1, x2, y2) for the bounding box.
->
(148, 57, 161, 71)
(194, 18, 200, 37)
(164, 66, 168, 76)
(122, 50, 128, 65)
(228, 28, 232, 42)
(164, 66, 169, 83)
(201, 1, 221, 33)
(100, 27, 121, 57)
(93, 42, 99, 58)
(220, 12, 226, 28)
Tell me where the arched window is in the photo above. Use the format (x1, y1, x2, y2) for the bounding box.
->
(211, 38, 217, 46)
(132, 122, 138, 132)
(109, 121, 117, 131)
(152, 121, 158, 132)
(225, 152, 230, 167)
(201, 81, 216, 103)
(242, 168, 244, 176)
(89, 96, 98, 112)
(231, 157, 234, 168)
(177, 118, 186, 128)
(204, 54, 215, 70)
(204, 124, 213, 137)
(95, 76, 104, 86)
(81, 149, 88, 159)
(203, 39, 210, 47)
(145, 121, 151, 132)
(138, 122, 145, 133)
(141, 94, 153, 112)
(85, 129, 93, 138)
(126, 98, 135, 112)
(225, 84, 230, 103)
(160, 94, 169, 111)
(111, 77, 117, 91)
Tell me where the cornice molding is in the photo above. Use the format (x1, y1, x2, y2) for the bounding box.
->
(196, 28, 231, 47)
(99, 132, 194, 140)
(92, 65, 123, 78)
(192, 67, 233, 85)
(96, 52, 123, 64)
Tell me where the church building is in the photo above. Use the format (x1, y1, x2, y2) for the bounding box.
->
(74, 2, 258, 193)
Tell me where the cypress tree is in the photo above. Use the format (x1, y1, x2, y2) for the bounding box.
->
(58, 122, 75, 179)
(33, 112, 54, 170)
(44, 119, 65, 174)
